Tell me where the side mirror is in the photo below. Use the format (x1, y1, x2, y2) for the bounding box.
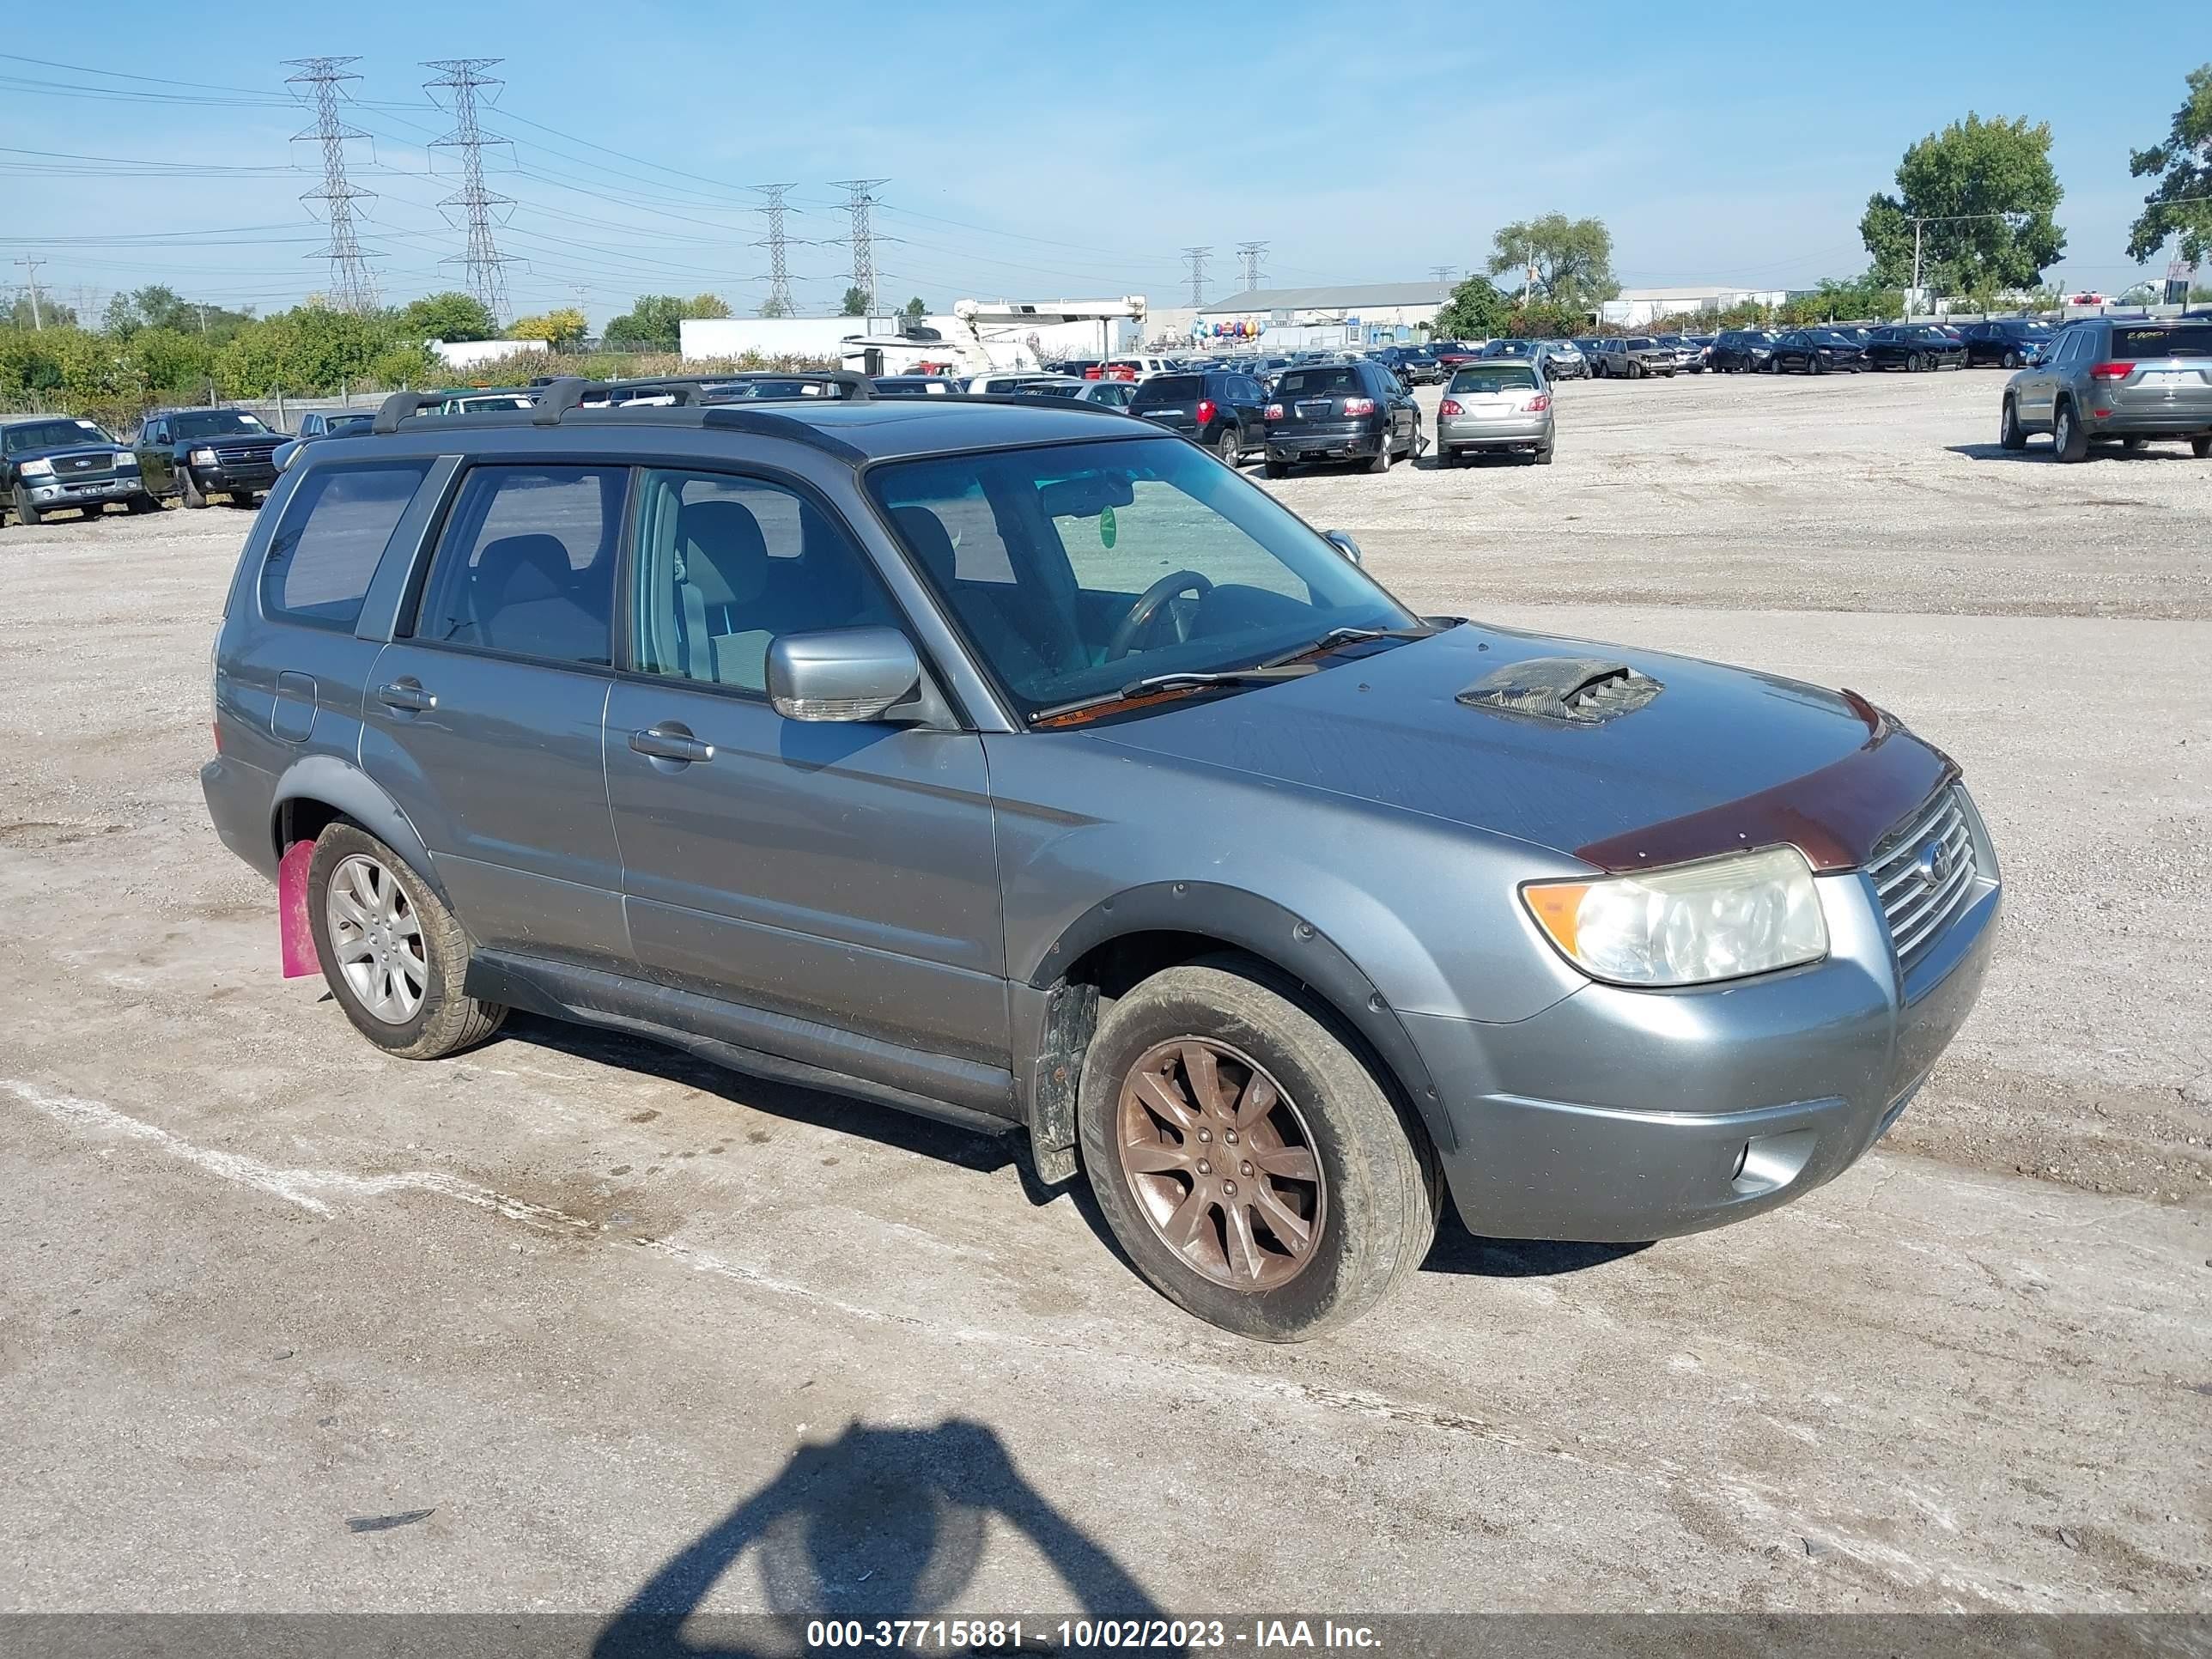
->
(1322, 530, 1363, 566)
(767, 627, 923, 723)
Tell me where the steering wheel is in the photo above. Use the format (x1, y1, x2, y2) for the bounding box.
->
(1104, 570, 1213, 661)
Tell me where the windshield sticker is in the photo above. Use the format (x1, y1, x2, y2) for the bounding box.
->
(77, 421, 103, 433)
(1099, 504, 1117, 549)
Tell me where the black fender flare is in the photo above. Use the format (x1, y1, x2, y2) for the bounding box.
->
(269, 753, 452, 906)
(1028, 882, 1455, 1153)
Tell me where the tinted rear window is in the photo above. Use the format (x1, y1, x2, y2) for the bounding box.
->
(2112, 325, 2212, 360)
(1448, 365, 1539, 392)
(1132, 375, 1204, 404)
(261, 463, 430, 631)
(1273, 368, 1361, 396)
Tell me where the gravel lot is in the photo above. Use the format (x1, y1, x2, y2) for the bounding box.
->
(3, 366, 2208, 1621)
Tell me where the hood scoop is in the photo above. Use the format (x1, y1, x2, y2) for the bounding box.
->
(1456, 656, 1663, 725)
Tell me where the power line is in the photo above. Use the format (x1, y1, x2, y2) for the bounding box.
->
(1182, 246, 1212, 307)
(285, 57, 380, 313)
(1236, 240, 1268, 290)
(1428, 265, 1456, 283)
(829, 179, 888, 312)
(750, 184, 804, 317)
(422, 58, 516, 325)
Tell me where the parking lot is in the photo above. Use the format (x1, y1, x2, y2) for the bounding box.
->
(3, 366, 2209, 1617)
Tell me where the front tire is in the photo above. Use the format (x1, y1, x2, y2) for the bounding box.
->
(1077, 961, 1437, 1341)
(179, 469, 209, 509)
(2000, 396, 2027, 451)
(2192, 435, 2211, 459)
(11, 486, 42, 526)
(307, 823, 506, 1060)
(126, 493, 161, 514)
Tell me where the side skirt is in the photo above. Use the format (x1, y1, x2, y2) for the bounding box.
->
(465, 950, 1020, 1141)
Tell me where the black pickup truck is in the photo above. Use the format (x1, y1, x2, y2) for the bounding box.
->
(2, 414, 161, 525)
(133, 406, 285, 507)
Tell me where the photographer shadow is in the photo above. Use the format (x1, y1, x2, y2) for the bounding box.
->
(593, 1419, 1166, 1658)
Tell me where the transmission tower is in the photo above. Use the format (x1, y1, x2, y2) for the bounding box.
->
(422, 58, 516, 325)
(1429, 265, 1457, 284)
(829, 179, 889, 313)
(750, 184, 803, 317)
(1235, 241, 1268, 290)
(285, 58, 380, 313)
(1182, 246, 1212, 307)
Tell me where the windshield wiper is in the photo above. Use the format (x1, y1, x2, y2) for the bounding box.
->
(1030, 665, 1317, 724)
(1261, 623, 1437, 667)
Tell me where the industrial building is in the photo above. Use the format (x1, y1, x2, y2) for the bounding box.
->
(1188, 282, 1458, 348)
(1600, 285, 1791, 328)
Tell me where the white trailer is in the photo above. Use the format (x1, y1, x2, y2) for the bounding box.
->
(840, 296, 1147, 376)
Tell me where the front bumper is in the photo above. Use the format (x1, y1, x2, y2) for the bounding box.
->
(187, 460, 280, 492)
(1402, 848, 2001, 1243)
(23, 471, 143, 504)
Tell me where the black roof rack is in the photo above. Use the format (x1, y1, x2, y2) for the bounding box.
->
(371, 389, 440, 434)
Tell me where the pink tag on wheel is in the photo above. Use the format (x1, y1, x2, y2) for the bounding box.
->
(278, 842, 319, 978)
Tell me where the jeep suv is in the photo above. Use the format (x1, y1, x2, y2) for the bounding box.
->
(2000, 318, 2212, 461)
(202, 374, 2000, 1340)
(2, 415, 159, 524)
(134, 406, 284, 507)
(1590, 337, 1676, 379)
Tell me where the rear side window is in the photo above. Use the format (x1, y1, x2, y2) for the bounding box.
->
(412, 465, 624, 665)
(2112, 325, 2212, 360)
(1132, 374, 1203, 404)
(260, 463, 430, 631)
(1274, 368, 1359, 395)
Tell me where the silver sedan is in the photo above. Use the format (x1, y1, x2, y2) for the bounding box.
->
(1436, 360, 1555, 465)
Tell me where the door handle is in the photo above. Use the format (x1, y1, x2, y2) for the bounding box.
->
(629, 725, 714, 764)
(377, 678, 436, 712)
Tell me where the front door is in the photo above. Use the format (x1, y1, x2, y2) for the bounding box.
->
(136, 420, 173, 496)
(358, 461, 630, 964)
(602, 465, 1007, 1073)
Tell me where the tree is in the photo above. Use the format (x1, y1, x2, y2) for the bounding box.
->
(395, 291, 498, 343)
(601, 293, 731, 353)
(2126, 64, 2212, 267)
(1484, 215, 1619, 307)
(1431, 277, 1515, 340)
(5, 294, 77, 331)
(1860, 113, 2065, 297)
(841, 287, 873, 317)
(508, 307, 589, 350)
(757, 295, 793, 318)
(902, 295, 927, 320)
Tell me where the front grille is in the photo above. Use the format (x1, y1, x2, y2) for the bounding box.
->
(1869, 787, 1978, 971)
(213, 444, 273, 469)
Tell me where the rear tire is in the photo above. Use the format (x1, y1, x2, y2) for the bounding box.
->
(1213, 424, 1240, 467)
(2192, 436, 2211, 459)
(2000, 396, 2027, 452)
(2052, 400, 2088, 463)
(1368, 429, 1393, 473)
(1531, 443, 1554, 465)
(307, 823, 507, 1060)
(1077, 960, 1438, 1342)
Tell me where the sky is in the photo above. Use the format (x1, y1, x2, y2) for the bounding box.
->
(4, 0, 2208, 328)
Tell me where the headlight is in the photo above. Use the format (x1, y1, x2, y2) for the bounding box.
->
(1522, 845, 1828, 988)
(20, 458, 54, 477)
(190, 447, 217, 466)
(113, 452, 138, 470)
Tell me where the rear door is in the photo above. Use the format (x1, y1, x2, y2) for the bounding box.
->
(602, 465, 1007, 1083)
(358, 462, 629, 964)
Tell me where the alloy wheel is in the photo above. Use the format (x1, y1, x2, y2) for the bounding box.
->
(1115, 1036, 1326, 1291)
(325, 852, 427, 1024)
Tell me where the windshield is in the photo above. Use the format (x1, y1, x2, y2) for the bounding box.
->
(171, 410, 269, 440)
(1447, 365, 1539, 392)
(867, 436, 1416, 721)
(325, 413, 374, 436)
(5, 418, 114, 453)
(1624, 337, 1657, 350)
